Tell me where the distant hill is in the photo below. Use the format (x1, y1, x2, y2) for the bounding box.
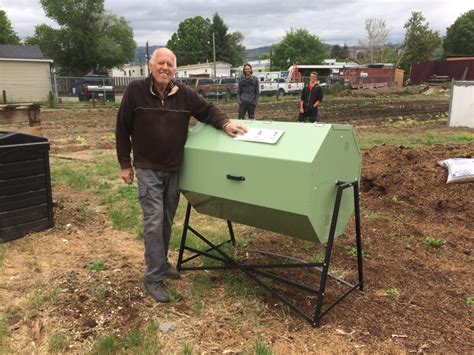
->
(245, 46, 272, 61)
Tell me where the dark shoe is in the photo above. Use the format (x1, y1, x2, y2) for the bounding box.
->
(163, 263, 180, 279)
(142, 280, 170, 303)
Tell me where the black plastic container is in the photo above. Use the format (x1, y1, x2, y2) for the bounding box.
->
(0, 131, 54, 242)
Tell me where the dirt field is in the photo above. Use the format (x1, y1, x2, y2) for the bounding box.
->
(0, 93, 473, 354)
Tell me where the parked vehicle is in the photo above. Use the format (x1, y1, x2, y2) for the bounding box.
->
(77, 75, 115, 102)
(218, 77, 239, 98)
(259, 77, 304, 96)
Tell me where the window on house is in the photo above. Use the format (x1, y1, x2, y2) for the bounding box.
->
(140, 68, 144, 76)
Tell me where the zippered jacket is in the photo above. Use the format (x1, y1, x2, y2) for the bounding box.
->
(116, 77, 229, 171)
(300, 83, 323, 111)
(237, 76, 259, 105)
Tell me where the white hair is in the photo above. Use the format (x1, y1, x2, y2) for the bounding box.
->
(150, 48, 177, 67)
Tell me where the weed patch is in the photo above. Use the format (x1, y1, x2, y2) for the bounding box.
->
(424, 237, 447, 248)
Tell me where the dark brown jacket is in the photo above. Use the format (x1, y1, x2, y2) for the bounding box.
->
(116, 78, 229, 171)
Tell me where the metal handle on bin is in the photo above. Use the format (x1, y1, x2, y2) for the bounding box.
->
(226, 174, 245, 181)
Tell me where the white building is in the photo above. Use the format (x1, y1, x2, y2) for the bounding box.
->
(109, 63, 147, 78)
(0, 45, 53, 102)
(175, 61, 231, 78)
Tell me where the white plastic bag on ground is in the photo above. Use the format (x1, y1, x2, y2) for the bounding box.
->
(437, 158, 474, 184)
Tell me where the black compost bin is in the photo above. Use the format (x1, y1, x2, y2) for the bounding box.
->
(0, 131, 54, 242)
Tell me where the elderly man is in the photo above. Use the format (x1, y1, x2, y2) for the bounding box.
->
(116, 48, 247, 303)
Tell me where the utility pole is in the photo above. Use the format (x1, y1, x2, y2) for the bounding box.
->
(212, 32, 217, 78)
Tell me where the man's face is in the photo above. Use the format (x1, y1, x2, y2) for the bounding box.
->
(149, 50, 176, 87)
(244, 66, 252, 76)
(310, 74, 317, 83)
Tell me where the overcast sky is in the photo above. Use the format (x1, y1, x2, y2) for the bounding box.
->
(1, 0, 472, 48)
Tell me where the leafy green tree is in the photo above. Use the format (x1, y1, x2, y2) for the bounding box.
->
(271, 29, 326, 70)
(167, 16, 211, 66)
(210, 13, 245, 66)
(25, 0, 135, 75)
(330, 44, 350, 60)
(398, 11, 441, 70)
(167, 13, 244, 67)
(0, 10, 21, 44)
(443, 10, 474, 56)
(379, 45, 399, 64)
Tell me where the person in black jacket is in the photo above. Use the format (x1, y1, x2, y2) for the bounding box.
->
(237, 63, 259, 119)
(299, 71, 323, 123)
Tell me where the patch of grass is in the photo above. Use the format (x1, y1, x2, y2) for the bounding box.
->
(124, 320, 162, 354)
(103, 185, 142, 231)
(92, 333, 120, 355)
(308, 251, 325, 263)
(190, 274, 215, 316)
(344, 245, 370, 258)
(182, 342, 194, 355)
(51, 165, 97, 190)
(254, 338, 273, 355)
(27, 287, 60, 318)
(423, 237, 447, 248)
(358, 131, 474, 149)
(0, 310, 12, 353)
(386, 287, 400, 299)
(222, 272, 264, 299)
(86, 260, 106, 272)
(366, 212, 393, 222)
(0, 244, 5, 266)
(467, 297, 474, 306)
(48, 332, 70, 353)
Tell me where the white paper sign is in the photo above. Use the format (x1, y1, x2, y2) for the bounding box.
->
(234, 128, 284, 144)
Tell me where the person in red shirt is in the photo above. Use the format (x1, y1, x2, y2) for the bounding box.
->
(299, 71, 323, 123)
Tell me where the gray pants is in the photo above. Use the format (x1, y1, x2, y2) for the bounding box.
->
(136, 168, 180, 282)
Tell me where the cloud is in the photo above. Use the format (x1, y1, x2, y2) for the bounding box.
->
(2, 0, 472, 48)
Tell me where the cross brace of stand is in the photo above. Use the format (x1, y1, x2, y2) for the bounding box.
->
(177, 180, 364, 326)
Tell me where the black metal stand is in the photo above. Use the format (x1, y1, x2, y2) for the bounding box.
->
(177, 180, 364, 326)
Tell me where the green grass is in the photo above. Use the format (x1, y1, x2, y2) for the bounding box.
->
(0, 310, 12, 353)
(423, 237, 447, 248)
(254, 338, 273, 355)
(0, 244, 5, 266)
(344, 245, 370, 258)
(365, 212, 393, 222)
(86, 260, 106, 272)
(92, 333, 120, 354)
(386, 287, 400, 299)
(48, 332, 70, 353)
(181, 342, 194, 355)
(27, 287, 60, 318)
(467, 297, 474, 306)
(358, 131, 474, 149)
(51, 165, 97, 190)
(91, 320, 162, 354)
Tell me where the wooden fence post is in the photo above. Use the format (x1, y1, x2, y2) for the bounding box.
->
(2, 90, 6, 104)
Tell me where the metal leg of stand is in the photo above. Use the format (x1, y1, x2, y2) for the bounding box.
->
(313, 183, 345, 326)
(177, 202, 192, 271)
(353, 181, 364, 290)
(227, 220, 236, 246)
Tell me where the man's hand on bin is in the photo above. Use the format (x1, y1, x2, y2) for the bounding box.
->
(223, 122, 248, 138)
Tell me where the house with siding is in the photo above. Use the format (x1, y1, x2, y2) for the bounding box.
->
(0, 45, 53, 102)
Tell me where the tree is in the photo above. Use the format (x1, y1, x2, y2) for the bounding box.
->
(271, 29, 326, 71)
(209, 13, 244, 66)
(0, 10, 21, 44)
(360, 18, 389, 63)
(167, 16, 211, 66)
(330, 44, 350, 60)
(26, 0, 135, 75)
(443, 10, 474, 56)
(167, 13, 244, 67)
(398, 11, 441, 71)
(379, 45, 399, 64)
